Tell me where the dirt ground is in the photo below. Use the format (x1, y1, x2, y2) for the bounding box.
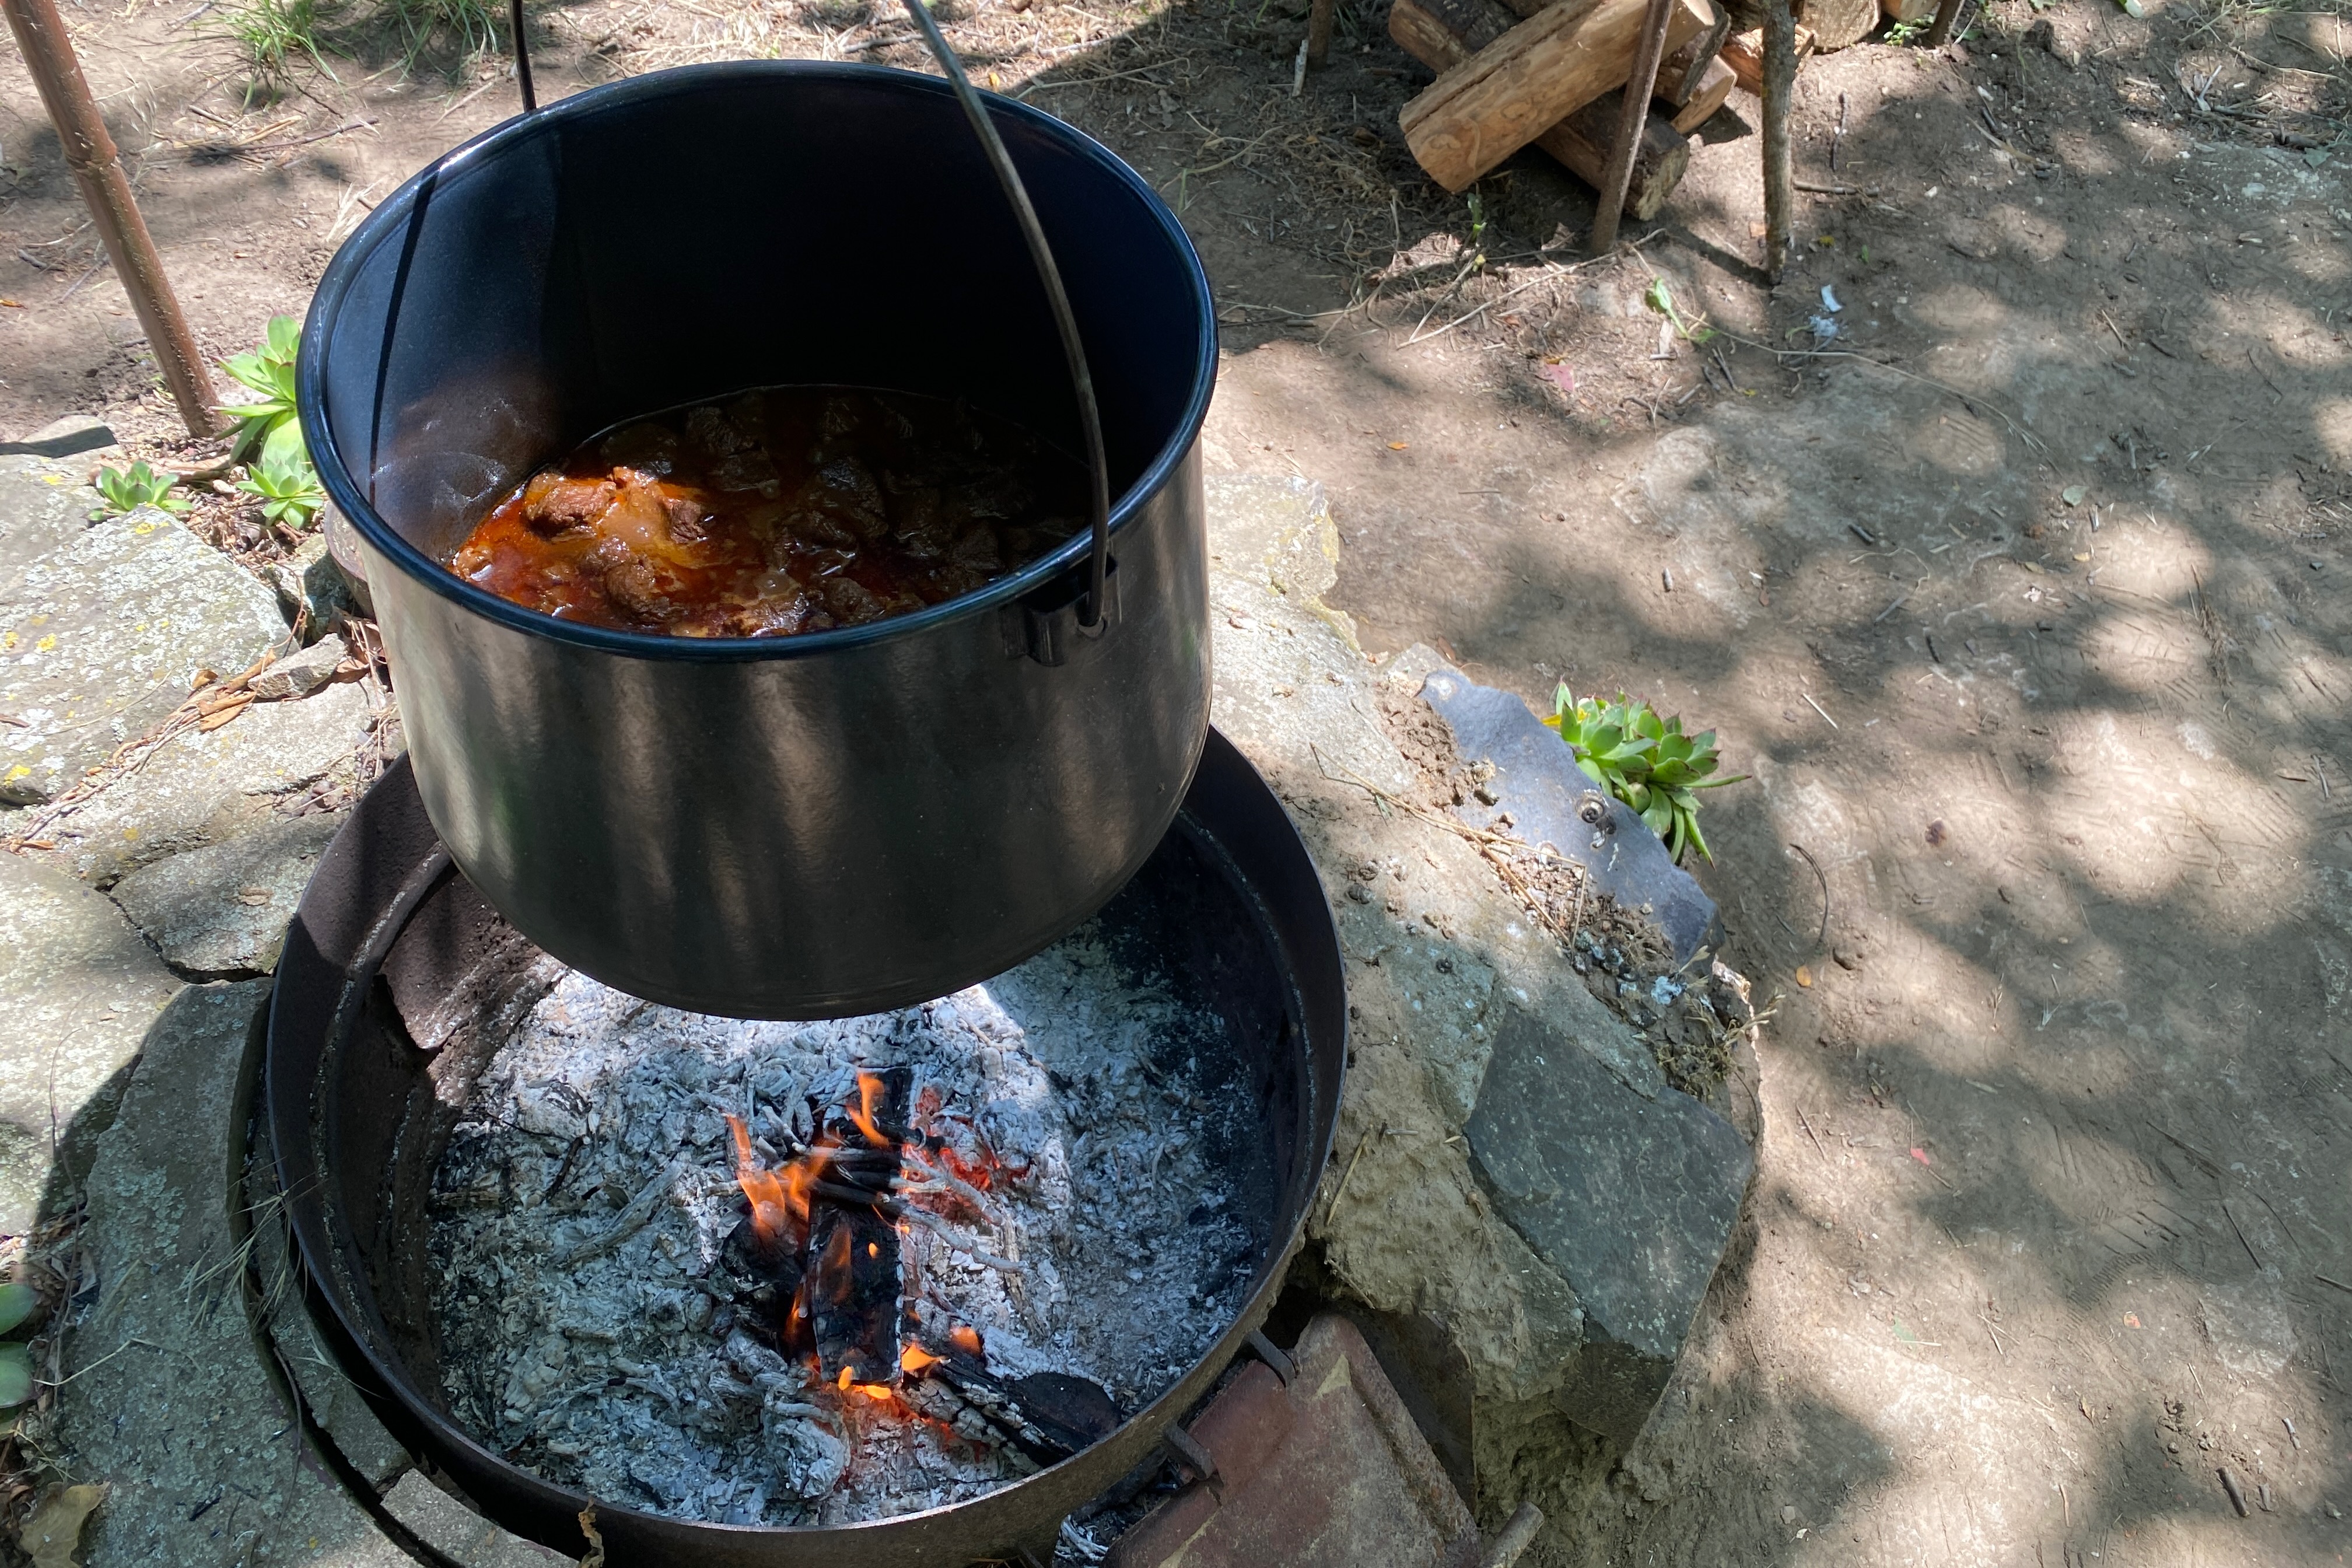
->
(6, 0, 2352, 1562)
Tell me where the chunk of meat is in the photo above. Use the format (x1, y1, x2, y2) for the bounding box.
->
(590, 468, 709, 565)
(686, 405, 750, 456)
(600, 553, 679, 625)
(664, 493, 711, 545)
(598, 423, 680, 474)
(821, 576, 886, 626)
(805, 459, 887, 540)
(521, 472, 616, 536)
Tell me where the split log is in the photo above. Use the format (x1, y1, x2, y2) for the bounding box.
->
(1653, 0, 1731, 103)
(1392, 0, 1694, 215)
(1399, 0, 1709, 192)
(1669, 55, 1737, 131)
(1880, 0, 1932, 20)
(1492, 0, 1724, 99)
(806, 1066, 911, 1386)
(1718, 21, 1812, 94)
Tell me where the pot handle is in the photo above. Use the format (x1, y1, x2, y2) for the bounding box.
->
(502, 3, 1116, 633)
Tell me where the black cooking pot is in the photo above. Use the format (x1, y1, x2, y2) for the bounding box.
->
(298, 62, 1216, 1020)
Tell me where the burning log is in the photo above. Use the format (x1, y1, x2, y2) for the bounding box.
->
(1396, 0, 1710, 193)
(807, 1068, 912, 1387)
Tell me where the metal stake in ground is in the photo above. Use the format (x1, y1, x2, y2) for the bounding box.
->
(1586, 0, 1678, 256)
(1, 0, 218, 438)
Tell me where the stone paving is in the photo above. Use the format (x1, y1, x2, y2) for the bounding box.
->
(0, 474, 1759, 1563)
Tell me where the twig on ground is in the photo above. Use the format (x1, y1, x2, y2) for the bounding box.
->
(1785, 842, 1830, 950)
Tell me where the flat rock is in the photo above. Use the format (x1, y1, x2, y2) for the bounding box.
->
(60, 981, 412, 1567)
(0, 505, 288, 805)
(108, 812, 345, 974)
(250, 632, 349, 701)
(32, 680, 379, 886)
(380, 1474, 572, 1567)
(1205, 473, 1757, 1454)
(0, 852, 181, 1234)
(0, 454, 101, 596)
(1417, 667, 1721, 965)
(1466, 999, 1754, 1441)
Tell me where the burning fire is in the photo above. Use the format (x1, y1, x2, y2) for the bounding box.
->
(900, 1343, 940, 1374)
(950, 1324, 984, 1357)
(726, 1113, 804, 1248)
(849, 1070, 890, 1146)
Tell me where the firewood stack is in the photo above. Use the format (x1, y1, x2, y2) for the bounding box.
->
(1387, 0, 1870, 218)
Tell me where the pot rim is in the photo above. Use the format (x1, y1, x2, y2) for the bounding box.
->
(297, 59, 1217, 664)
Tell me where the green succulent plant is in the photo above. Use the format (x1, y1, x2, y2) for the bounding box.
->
(0, 1279, 37, 1410)
(219, 315, 307, 471)
(1544, 688, 1748, 865)
(237, 448, 325, 530)
(93, 460, 189, 519)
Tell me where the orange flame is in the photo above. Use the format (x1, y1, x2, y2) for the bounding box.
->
(820, 1224, 855, 1304)
(950, 1324, 983, 1356)
(726, 1114, 799, 1245)
(852, 1382, 895, 1403)
(900, 1343, 941, 1374)
(849, 1070, 889, 1146)
(837, 1365, 854, 1391)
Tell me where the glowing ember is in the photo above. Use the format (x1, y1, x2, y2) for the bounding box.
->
(900, 1343, 942, 1374)
(950, 1325, 984, 1357)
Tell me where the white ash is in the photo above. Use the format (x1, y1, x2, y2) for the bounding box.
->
(428, 928, 1266, 1527)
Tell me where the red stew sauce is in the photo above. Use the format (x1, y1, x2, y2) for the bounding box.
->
(448, 386, 1087, 637)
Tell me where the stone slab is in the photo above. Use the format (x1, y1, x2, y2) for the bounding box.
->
(0, 505, 288, 804)
(0, 454, 100, 596)
(108, 812, 345, 975)
(1418, 667, 1721, 965)
(59, 982, 415, 1567)
(33, 680, 378, 886)
(0, 850, 181, 1236)
(1108, 1315, 1479, 1568)
(1465, 999, 1753, 1441)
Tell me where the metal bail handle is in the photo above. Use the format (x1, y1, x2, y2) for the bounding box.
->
(503, 3, 1115, 630)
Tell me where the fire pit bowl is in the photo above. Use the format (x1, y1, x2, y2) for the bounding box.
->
(267, 728, 1343, 1566)
(296, 61, 1216, 1019)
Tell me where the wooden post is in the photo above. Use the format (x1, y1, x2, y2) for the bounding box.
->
(1307, 0, 1337, 65)
(1586, 0, 1678, 253)
(1, 0, 218, 438)
(1760, 0, 1796, 278)
(1923, 0, 1966, 46)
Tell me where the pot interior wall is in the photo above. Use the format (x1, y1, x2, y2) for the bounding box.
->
(306, 62, 1212, 564)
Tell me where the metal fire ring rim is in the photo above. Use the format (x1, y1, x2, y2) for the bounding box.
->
(267, 731, 1346, 1558)
(295, 58, 1219, 666)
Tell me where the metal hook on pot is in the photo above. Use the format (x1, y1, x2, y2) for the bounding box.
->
(502, 0, 1114, 630)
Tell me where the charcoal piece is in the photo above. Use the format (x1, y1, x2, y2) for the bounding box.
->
(1005, 1371, 1123, 1450)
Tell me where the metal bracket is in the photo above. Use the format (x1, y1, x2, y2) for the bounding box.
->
(1021, 555, 1119, 667)
(1245, 1328, 1296, 1387)
(1161, 1421, 1219, 1488)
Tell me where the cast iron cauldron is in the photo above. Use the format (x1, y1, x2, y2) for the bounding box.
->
(298, 62, 1216, 1019)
